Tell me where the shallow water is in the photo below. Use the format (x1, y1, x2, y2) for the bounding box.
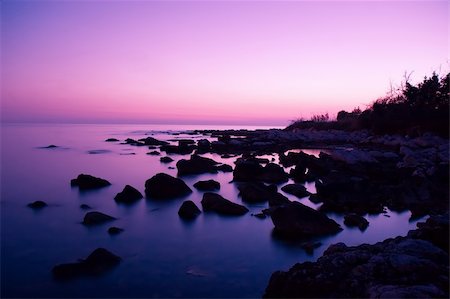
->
(1, 123, 424, 298)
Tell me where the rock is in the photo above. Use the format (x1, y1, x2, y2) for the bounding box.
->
(408, 213, 449, 252)
(201, 193, 249, 216)
(146, 150, 160, 155)
(105, 138, 119, 142)
(82, 211, 116, 225)
(178, 200, 202, 219)
(344, 213, 369, 230)
(87, 149, 111, 155)
(52, 248, 121, 280)
(80, 204, 92, 210)
(252, 212, 266, 219)
(123, 138, 145, 146)
(193, 180, 220, 191)
(281, 184, 311, 198)
(44, 144, 58, 148)
(114, 185, 143, 204)
(216, 164, 233, 172)
(176, 155, 219, 176)
(27, 200, 47, 209)
(197, 139, 211, 153)
(160, 144, 196, 155)
(145, 173, 192, 199)
(260, 163, 289, 183)
(301, 241, 322, 254)
(270, 202, 342, 238)
(138, 137, 169, 146)
(233, 159, 288, 183)
(236, 182, 289, 205)
(160, 156, 174, 163)
(71, 174, 111, 190)
(107, 227, 124, 235)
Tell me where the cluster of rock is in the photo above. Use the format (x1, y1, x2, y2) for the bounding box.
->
(264, 214, 449, 298)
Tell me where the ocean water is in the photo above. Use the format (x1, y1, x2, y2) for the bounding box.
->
(1, 123, 424, 298)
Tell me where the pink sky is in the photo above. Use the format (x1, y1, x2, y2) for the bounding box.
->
(1, 1, 448, 126)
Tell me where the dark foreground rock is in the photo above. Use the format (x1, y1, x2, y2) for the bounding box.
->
(160, 156, 174, 163)
(105, 138, 119, 142)
(178, 200, 202, 219)
(52, 248, 121, 280)
(27, 200, 47, 209)
(236, 182, 290, 206)
(108, 227, 124, 235)
(193, 179, 220, 191)
(176, 155, 219, 176)
(138, 136, 169, 146)
(264, 214, 449, 298)
(344, 213, 369, 230)
(201, 193, 249, 216)
(233, 159, 288, 183)
(114, 185, 143, 204)
(281, 184, 311, 198)
(71, 174, 111, 190)
(82, 211, 116, 225)
(145, 173, 192, 199)
(270, 202, 342, 238)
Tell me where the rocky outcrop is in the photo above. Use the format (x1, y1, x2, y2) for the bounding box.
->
(270, 202, 342, 238)
(160, 156, 174, 163)
(193, 179, 220, 191)
(114, 185, 143, 204)
(71, 174, 111, 190)
(176, 155, 219, 176)
(236, 182, 289, 206)
(201, 193, 249, 216)
(145, 173, 192, 199)
(264, 214, 449, 298)
(344, 213, 369, 230)
(281, 184, 311, 198)
(82, 211, 116, 225)
(160, 143, 196, 155)
(52, 248, 121, 280)
(105, 138, 119, 142)
(138, 136, 169, 146)
(178, 200, 202, 219)
(233, 159, 288, 183)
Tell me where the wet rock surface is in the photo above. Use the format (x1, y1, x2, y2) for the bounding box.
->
(264, 214, 449, 298)
(193, 179, 220, 191)
(82, 211, 116, 225)
(71, 174, 111, 190)
(145, 173, 192, 199)
(52, 248, 121, 280)
(201, 192, 249, 216)
(114, 185, 143, 204)
(178, 200, 202, 219)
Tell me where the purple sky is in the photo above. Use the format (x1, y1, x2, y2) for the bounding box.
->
(1, 1, 448, 125)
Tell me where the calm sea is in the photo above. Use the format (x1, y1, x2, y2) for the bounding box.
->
(1, 123, 423, 298)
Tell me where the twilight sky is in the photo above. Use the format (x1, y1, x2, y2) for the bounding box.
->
(1, 1, 448, 126)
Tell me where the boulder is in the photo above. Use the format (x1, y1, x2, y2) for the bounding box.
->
(146, 151, 160, 155)
(160, 144, 195, 155)
(82, 211, 116, 225)
(270, 202, 342, 238)
(344, 213, 369, 230)
(52, 248, 121, 280)
(145, 173, 192, 199)
(160, 156, 174, 163)
(281, 184, 311, 198)
(233, 159, 264, 181)
(114, 185, 143, 204)
(27, 200, 47, 209)
(193, 180, 220, 191)
(260, 163, 289, 183)
(138, 137, 169, 146)
(107, 227, 124, 235)
(216, 164, 233, 172)
(178, 200, 202, 219)
(105, 138, 119, 142)
(197, 139, 211, 153)
(71, 174, 111, 190)
(123, 138, 145, 146)
(176, 155, 219, 176)
(201, 193, 249, 216)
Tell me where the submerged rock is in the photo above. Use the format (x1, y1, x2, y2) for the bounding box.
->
(71, 174, 111, 190)
(52, 248, 121, 280)
(201, 192, 249, 216)
(27, 200, 47, 209)
(193, 179, 220, 191)
(82, 211, 116, 225)
(114, 185, 143, 204)
(105, 138, 119, 142)
(270, 202, 342, 238)
(145, 173, 192, 199)
(344, 213, 369, 230)
(176, 155, 219, 176)
(178, 200, 202, 219)
(107, 227, 124, 235)
(281, 184, 311, 198)
(123, 138, 146, 146)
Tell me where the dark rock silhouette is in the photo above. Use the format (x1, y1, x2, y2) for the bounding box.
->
(176, 155, 219, 176)
(201, 192, 249, 216)
(52, 248, 121, 280)
(27, 200, 47, 209)
(233, 159, 288, 183)
(105, 138, 119, 142)
(123, 138, 146, 146)
(82, 211, 116, 225)
(270, 202, 342, 238)
(138, 136, 169, 146)
(160, 143, 196, 155)
(108, 227, 124, 235)
(71, 174, 111, 190)
(216, 164, 233, 172)
(193, 179, 220, 191)
(43, 144, 58, 148)
(160, 156, 174, 163)
(178, 200, 201, 219)
(237, 182, 277, 203)
(145, 173, 192, 199)
(146, 150, 160, 155)
(344, 213, 369, 230)
(114, 185, 143, 204)
(281, 184, 311, 198)
(80, 204, 92, 210)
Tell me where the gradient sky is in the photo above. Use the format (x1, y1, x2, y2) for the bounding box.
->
(1, 1, 448, 125)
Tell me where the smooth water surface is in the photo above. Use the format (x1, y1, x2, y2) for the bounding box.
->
(1, 123, 424, 298)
